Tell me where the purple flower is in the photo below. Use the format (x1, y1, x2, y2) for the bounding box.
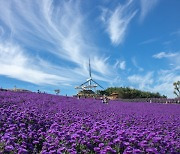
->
(57, 147, 65, 152)
(33, 140, 39, 144)
(94, 147, 100, 152)
(146, 147, 158, 153)
(49, 150, 56, 153)
(99, 143, 104, 148)
(5, 145, 14, 151)
(153, 137, 162, 143)
(133, 149, 142, 154)
(18, 148, 28, 154)
(123, 142, 130, 146)
(0, 90, 179, 153)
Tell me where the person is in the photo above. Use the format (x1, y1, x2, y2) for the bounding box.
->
(102, 95, 108, 104)
(77, 94, 80, 99)
(102, 98, 104, 103)
(104, 97, 108, 104)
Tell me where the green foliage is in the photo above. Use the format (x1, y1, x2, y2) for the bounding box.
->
(97, 87, 166, 99)
(173, 81, 180, 97)
(96, 90, 108, 96)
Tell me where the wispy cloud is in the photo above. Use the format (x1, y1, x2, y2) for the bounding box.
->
(101, 0, 137, 45)
(0, 0, 114, 86)
(127, 68, 180, 98)
(128, 72, 154, 90)
(152, 68, 180, 98)
(109, 76, 122, 87)
(139, 38, 158, 45)
(163, 40, 172, 46)
(114, 60, 126, 70)
(140, 0, 159, 22)
(171, 29, 180, 36)
(0, 42, 70, 85)
(152, 51, 180, 98)
(132, 57, 144, 71)
(153, 52, 178, 59)
(153, 51, 180, 72)
(119, 61, 126, 70)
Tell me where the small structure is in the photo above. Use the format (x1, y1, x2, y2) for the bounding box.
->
(107, 92, 119, 100)
(8, 86, 31, 92)
(78, 90, 95, 98)
(75, 58, 104, 97)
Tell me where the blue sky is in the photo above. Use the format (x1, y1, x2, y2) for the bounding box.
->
(0, 0, 179, 98)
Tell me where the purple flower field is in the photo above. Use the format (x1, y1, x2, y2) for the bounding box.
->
(0, 91, 180, 154)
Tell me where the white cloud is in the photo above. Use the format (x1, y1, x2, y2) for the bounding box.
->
(119, 61, 126, 70)
(127, 67, 180, 98)
(92, 56, 112, 75)
(0, 0, 115, 86)
(140, 0, 159, 22)
(109, 76, 122, 87)
(0, 42, 70, 85)
(101, 0, 137, 45)
(153, 52, 180, 75)
(128, 72, 154, 89)
(132, 57, 144, 71)
(152, 69, 180, 98)
(157, 70, 180, 83)
(0, 42, 114, 87)
(114, 60, 126, 70)
(153, 52, 178, 59)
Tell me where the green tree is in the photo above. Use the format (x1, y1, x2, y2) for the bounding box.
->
(103, 87, 166, 99)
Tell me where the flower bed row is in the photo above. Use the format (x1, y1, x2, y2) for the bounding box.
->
(0, 91, 179, 153)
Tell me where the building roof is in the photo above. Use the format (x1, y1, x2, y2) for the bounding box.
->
(110, 92, 118, 96)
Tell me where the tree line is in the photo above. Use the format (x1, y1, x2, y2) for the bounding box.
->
(97, 87, 167, 99)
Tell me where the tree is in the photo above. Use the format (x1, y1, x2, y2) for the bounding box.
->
(102, 87, 166, 99)
(96, 90, 107, 96)
(54, 89, 60, 95)
(173, 81, 180, 97)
